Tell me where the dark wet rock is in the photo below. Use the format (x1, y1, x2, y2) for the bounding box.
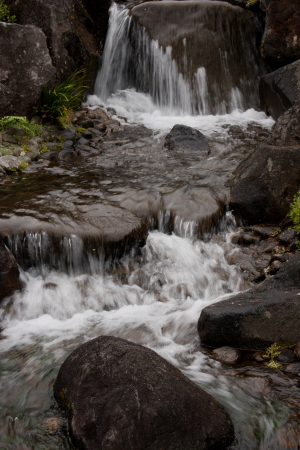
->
(259, 60, 300, 120)
(283, 362, 300, 374)
(80, 130, 93, 139)
(2, 134, 18, 145)
(236, 376, 270, 398)
(261, 0, 300, 68)
(27, 137, 43, 151)
(252, 351, 265, 363)
(94, 122, 107, 132)
(240, 261, 261, 282)
(57, 149, 77, 160)
(0, 233, 22, 303)
(45, 142, 61, 151)
(274, 253, 291, 263)
(227, 145, 300, 224)
(228, 125, 246, 139)
(253, 254, 271, 270)
(62, 140, 74, 149)
(54, 336, 235, 450)
(294, 342, 300, 359)
(164, 125, 211, 154)
(230, 233, 259, 246)
(88, 127, 103, 137)
(269, 259, 283, 273)
(212, 346, 242, 365)
(0, 22, 55, 118)
(259, 238, 277, 253)
(253, 225, 278, 238)
(271, 98, 300, 146)
(277, 349, 296, 365)
(77, 118, 95, 129)
(278, 229, 297, 245)
(40, 151, 58, 161)
(4, 127, 27, 137)
(226, 249, 253, 265)
(77, 137, 89, 146)
(6, 0, 104, 84)
(57, 128, 76, 141)
(198, 252, 300, 349)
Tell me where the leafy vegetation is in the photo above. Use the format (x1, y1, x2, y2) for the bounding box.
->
(289, 190, 300, 248)
(37, 70, 87, 126)
(0, 0, 16, 23)
(263, 343, 283, 370)
(0, 116, 43, 137)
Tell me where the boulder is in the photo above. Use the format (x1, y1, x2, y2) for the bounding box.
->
(5, 0, 109, 84)
(227, 145, 300, 224)
(0, 233, 22, 302)
(54, 336, 234, 450)
(0, 23, 55, 118)
(198, 252, 300, 350)
(261, 0, 300, 68)
(259, 59, 300, 120)
(270, 98, 300, 146)
(164, 124, 211, 154)
(0, 155, 22, 171)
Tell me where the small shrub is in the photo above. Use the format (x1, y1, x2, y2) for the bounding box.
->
(0, 116, 43, 137)
(0, 0, 16, 22)
(38, 70, 87, 125)
(263, 343, 283, 370)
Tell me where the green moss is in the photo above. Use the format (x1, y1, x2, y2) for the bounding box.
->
(0, 0, 16, 22)
(289, 190, 300, 248)
(18, 162, 29, 171)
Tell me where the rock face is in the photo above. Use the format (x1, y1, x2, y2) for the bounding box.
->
(0, 233, 22, 303)
(259, 59, 300, 120)
(261, 0, 300, 68)
(164, 124, 211, 154)
(6, 0, 109, 83)
(271, 99, 300, 145)
(0, 23, 55, 118)
(198, 252, 300, 350)
(227, 145, 300, 224)
(54, 336, 234, 450)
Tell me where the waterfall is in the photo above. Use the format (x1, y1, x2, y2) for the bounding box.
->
(94, 1, 266, 115)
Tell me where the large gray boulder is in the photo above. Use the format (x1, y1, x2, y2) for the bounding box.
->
(0, 22, 55, 118)
(198, 252, 300, 350)
(259, 59, 300, 120)
(227, 145, 300, 224)
(5, 0, 108, 84)
(164, 124, 211, 154)
(54, 336, 234, 450)
(261, 0, 300, 68)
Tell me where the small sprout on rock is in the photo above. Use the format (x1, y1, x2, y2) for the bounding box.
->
(263, 342, 283, 370)
(18, 162, 29, 171)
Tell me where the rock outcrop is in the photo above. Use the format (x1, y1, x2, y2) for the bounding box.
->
(0, 233, 22, 303)
(198, 252, 300, 350)
(261, 0, 300, 68)
(5, 0, 108, 84)
(259, 59, 300, 120)
(0, 22, 55, 118)
(271, 98, 300, 146)
(227, 145, 300, 224)
(54, 336, 235, 450)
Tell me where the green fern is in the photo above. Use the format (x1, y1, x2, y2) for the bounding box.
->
(0, 116, 43, 137)
(263, 343, 283, 370)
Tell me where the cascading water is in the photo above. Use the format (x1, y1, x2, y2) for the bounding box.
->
(1, 1, 294, 450)
(93, 1, 266, 115)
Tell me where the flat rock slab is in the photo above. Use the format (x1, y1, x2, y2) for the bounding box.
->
(198, 252, 300, 350)
(54, 336, 234, 450)
(164, 124, 211, 154)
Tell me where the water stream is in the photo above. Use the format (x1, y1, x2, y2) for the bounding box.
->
(1, 1, 300, 450)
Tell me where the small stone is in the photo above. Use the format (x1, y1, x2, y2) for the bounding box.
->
(80, 130, 93, 139)
(0, 155, 22, 170)
(212, 346, 242, 365)
(94, 122, 107, 132)
(274, 252, 290, 262)
(259, 238, 277, 253)
(42, 417, 63, 433)
(77, 137, 89, 146)
(279, 229, 297, 245)
(40, 151, 58, 161)
(63, 140, 74, 149)
(26, 150, 40, 161)
(27, 136, 42, 150)
(57, 149, 77, 160)
(253, 226, 278, 238)
(2, 134, 18, 144)
(294, 342, 300, 359)
(277, 348, 296, 364)
(231, 233, 259, 246)
(283, 362, 300, 374)
(252, 352, 265, 363)
(88, 127, 102, 136)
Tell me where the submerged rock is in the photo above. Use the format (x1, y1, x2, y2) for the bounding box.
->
(54, 336, 234, 450)
(198, 252, 300, 349)
(164, 124, 211, 154)
(227, 145, 300, 224)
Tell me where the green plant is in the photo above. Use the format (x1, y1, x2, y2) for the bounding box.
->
(289, 190, 300, 248)
(18, 162, 29, 171)
(0, 116, 43, 137)
(246, 0, 258, 7)
(38, 70, 87, 124)
(0, 0, 16, 22)
(263, 343, 283, 370)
